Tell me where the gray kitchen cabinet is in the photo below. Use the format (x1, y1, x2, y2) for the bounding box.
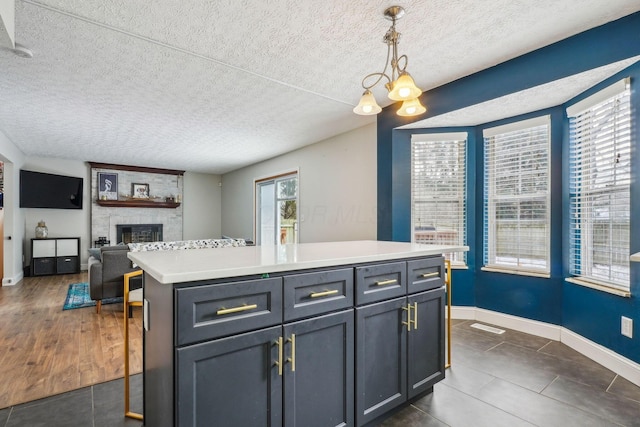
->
(176, 326, 283, 427)
(143, 255, 445, 427)
(176, 309, 353, 427)
(284, 309, 354, 427)
(355, 257, 445, 426)
(407, 287, 446, 398)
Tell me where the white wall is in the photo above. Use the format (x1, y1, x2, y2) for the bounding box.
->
(0, 130, 25, 285)
(21, 157, 91, 269)
(183, 172, 222, 239)
(221, 123, 377, 243)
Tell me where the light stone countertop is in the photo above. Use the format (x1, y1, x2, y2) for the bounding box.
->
(128, 240, 469, 284)
(631, 252, 640, 262)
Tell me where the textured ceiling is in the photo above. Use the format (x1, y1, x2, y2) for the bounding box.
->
(0, 1, 639, 174)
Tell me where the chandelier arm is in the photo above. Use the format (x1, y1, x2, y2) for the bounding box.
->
(361, 43, 393, 90)
(361, 72, 391, 90)
(396, 54, 408, 74)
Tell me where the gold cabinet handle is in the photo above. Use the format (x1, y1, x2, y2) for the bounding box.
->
(376, 279, 397, 286)
(421, 272, 439, 278)
(402, 305, 412, 331)
(216, 304, 258, 316)
(287, 334, 296, 372)
(412, 302, 418, 329)
(310, 289, 339, 298)
(275, 337, 284, 376)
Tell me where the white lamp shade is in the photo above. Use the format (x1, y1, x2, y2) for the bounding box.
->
(353, 90, 382, 115)
(396, 97, 426, 117)
(388, 72, 422, 101)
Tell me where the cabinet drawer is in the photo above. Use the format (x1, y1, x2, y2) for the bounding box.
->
(176, 277, 282, 346)
(283, 268, 353, 321)
(355, 261, 406, 305)
(56, 256, 79, 274)
(33, 257, 56, 275)
(407, 256, 444, 294)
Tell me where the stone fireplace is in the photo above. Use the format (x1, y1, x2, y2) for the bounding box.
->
(116, 224, 163, 244)
(89, 163, 184, 247)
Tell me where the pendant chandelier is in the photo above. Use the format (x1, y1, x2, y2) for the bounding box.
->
(353, 6, 426, 117)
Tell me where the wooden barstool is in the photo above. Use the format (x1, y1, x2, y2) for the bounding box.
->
(124, 270, 144, 420)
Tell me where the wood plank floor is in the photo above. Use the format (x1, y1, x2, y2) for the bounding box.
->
(0, 272, 142, 409)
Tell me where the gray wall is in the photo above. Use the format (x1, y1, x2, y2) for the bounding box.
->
(183, 172, 222, 239)
(221, 123, 377, 243)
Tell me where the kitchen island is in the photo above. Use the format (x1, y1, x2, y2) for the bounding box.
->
(130, 240, 467, 427)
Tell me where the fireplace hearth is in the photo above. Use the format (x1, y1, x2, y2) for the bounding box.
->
(116, 224, 163, 244)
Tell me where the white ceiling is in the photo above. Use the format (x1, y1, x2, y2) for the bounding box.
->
(0, 1, 639, 174)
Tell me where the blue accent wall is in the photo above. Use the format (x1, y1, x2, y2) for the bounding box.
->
(377, 12, 640, 362)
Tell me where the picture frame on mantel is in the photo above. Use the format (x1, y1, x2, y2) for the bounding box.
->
(97, 172, 118, 200)
(132, 183, 150, 199)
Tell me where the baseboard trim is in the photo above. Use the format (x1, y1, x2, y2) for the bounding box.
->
(2, 270, 24, 286)
(452, 306, 640, 387)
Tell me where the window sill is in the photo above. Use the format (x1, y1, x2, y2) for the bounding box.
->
(565, 277, 631, 298)
(481, 266, 550, 278)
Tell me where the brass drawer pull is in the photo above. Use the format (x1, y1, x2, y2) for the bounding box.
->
(310, 289, 339, 298)
(421, 272, 439, 278)
(412, 302, 418, 329)
(275, 337, 284, 376)
(216, 304, 258, 316)
(376, 279, 397, 286)
(287, 334, 296, 372)
(402, 305, 412, 331)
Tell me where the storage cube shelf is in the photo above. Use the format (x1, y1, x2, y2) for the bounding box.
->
(31, 238, 80, 276)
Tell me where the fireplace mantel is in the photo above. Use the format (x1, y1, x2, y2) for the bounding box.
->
(96, 200, 180, 209)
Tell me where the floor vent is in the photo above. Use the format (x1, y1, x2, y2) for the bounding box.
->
(470, 323, 505, 334)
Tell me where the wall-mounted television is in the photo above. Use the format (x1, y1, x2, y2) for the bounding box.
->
(19, 169, 83, 209)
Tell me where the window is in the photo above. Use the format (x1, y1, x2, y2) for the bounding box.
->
(483, 116, 550, 275)
(411, 133, 467, 263)
(567, 79, 631, 291)
(255, 172, 298, 245)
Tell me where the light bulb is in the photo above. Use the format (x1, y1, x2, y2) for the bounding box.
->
(362, 105, 373, 114)
(405, 106, 416, 115)
(399, 87, 411, 98)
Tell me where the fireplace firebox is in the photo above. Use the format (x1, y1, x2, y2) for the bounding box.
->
(116, 224, 163, 244)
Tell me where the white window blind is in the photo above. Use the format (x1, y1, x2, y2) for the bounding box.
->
(483, 116, 550, 274)
(411, 133, 467, 263)
(568, 80, 631, 291)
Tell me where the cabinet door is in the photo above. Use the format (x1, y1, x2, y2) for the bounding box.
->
(176, 326, 283, 427)
(407, 287, 445, 399)
(355, 297, 407, 426)
(284, 310, 354, 427)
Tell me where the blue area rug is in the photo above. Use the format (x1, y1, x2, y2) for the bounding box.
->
(62, 282, 122, 310)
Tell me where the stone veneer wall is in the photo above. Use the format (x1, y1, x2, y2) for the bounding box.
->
(90, 166, 183, 246)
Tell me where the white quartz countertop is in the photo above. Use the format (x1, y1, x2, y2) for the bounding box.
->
(631, 252, 640, 262)
(128, 240, 468, 284)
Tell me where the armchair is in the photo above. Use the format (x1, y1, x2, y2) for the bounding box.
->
(88, 245, 141, 314)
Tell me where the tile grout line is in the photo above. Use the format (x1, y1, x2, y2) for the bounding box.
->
(3, 407, 12, 427)
(91, 385, 95, 427)
(605, 375, 617, 393)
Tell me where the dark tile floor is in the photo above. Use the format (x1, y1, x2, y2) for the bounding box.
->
(380, 320, 640, 427)
(1, 320, 638, 426)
